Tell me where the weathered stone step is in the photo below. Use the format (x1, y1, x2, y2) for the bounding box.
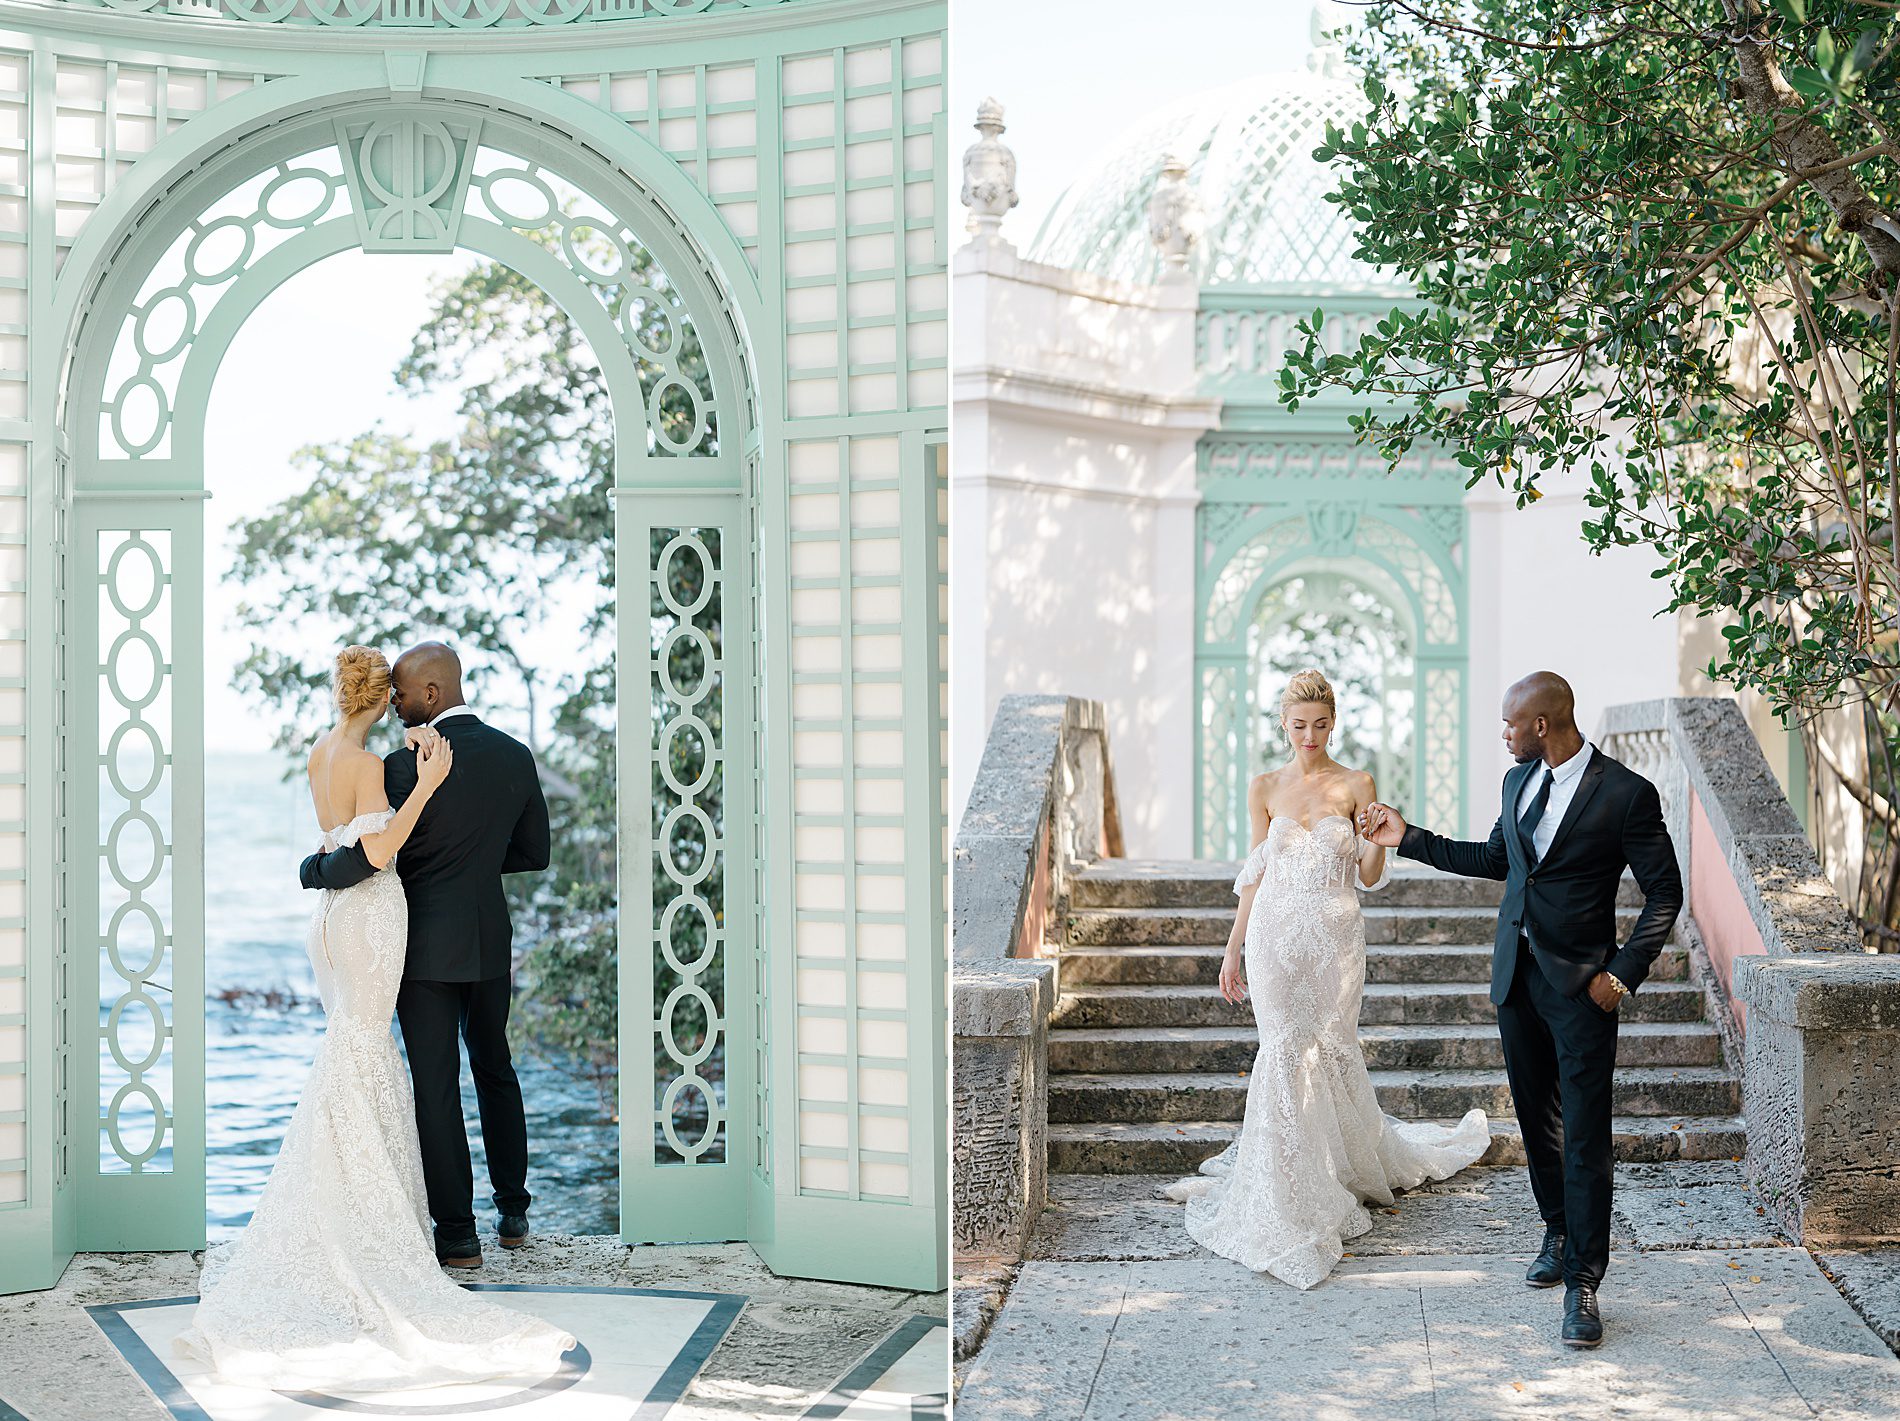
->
(1051, 980, 1707, 1029)
(1065, 904, 1651, 947)
(1048, 1064, 1737, 1124)
(1046, 1113, 1746, 1173)
(1069, 860, 1650, 910)
(1047, 1021, 1724, 1074)
(1056, 942, 1691, 987)
(1070, 860, 1509, 909)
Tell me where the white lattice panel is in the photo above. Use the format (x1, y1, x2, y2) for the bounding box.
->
(544, 61, 763, 270)
(52, 60, 272, 273)
(779, 35, 944, 422)
(787, 434, 917, 1201)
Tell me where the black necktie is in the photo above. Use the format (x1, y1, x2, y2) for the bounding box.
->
(1518, 767, 1554, 861)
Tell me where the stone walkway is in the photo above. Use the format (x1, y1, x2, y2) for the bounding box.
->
(956, 1165, 1900, 1420)
(0, 1233, 946, 1420)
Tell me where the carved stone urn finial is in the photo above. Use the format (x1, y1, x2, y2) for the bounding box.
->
(1308, 0, 1357, 79)
(1147, 151, 1204, 277)
(961, 97, 1019, 244)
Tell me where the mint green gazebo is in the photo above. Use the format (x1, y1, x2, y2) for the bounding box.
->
(1030, 55, 1471, 857)
(0, 0, 948, 1296)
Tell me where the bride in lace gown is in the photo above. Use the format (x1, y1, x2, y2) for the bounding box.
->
(1164, 669, 1490, 1289)
(174, 646, 575, 1392)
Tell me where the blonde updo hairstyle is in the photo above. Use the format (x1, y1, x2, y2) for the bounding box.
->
(334, 645, 391, 719)
(1281, 668, 1337, 735)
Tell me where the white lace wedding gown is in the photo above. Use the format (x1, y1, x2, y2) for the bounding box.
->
(174, 810, 575, 1392)
(1164, 815, 1491, 1289)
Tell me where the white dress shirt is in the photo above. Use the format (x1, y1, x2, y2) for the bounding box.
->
(426, 703, 479, 729)
(1515, 740, 1594, 860)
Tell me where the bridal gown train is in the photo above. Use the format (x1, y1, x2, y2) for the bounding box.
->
(1164, 814, 1491, 1289)
(174, 810, 575, 1392)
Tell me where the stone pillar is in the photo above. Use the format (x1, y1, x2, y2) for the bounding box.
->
(951, 960, 1056, 1260)
(1734, 953, 1900, 1244)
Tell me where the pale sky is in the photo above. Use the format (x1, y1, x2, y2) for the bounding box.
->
(950, 0, 1319, 246)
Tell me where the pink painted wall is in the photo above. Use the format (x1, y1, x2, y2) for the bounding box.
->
(1013, 816, 1053, 959)
(1689, 789, 1768, 1033)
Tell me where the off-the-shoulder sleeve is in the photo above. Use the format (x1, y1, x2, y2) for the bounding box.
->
(335, 808, 396, 848)
(1233, 836, 1273, 895)
(1355, 832, 1391, 893)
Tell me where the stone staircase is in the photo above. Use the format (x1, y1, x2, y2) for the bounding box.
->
(1047, 858, 1745, 1175)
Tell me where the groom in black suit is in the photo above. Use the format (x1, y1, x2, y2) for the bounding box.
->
(1363, 671, 1681, 1349)
(299, 641, 551, 1267)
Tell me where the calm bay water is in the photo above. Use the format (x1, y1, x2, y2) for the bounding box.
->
(202, 752, 617, 1239)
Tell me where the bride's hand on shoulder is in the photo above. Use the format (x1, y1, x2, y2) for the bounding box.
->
(417, 734, 453, 792)
(1218, 947, 1247, 1005)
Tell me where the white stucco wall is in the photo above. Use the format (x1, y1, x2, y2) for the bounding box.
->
(951, 238, 1215, 856)
(1462, 468, 1680, 824)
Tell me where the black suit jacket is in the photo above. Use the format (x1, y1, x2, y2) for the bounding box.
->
(299, 713, 551, 981)
(1397, 749, 1682, 1005)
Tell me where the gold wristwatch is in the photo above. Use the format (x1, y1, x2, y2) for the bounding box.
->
(1603, 971, 1630, 1000)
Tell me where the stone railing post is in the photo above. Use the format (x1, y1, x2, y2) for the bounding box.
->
(1733, 953, 1900, 1244)
(1602, 695, 1896, 1246)
(950, 695, 1117, 1261)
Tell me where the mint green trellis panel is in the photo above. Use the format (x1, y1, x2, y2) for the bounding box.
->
(0, 0, 948, 1296)
(69, 495, 206, 1252)
(1195, 491, 1469, 857)
(618, 492, 754, 1242)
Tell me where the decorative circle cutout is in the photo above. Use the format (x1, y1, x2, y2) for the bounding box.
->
(484, 169, 556, 228)
(183, 215, 256, 285)
(618, 283, 680, 361)
(658, 896, 717, 976)
(658, 626, 713, 706)
(659, 714, 712, 797)
(106, 899, 167, 982)
(561, 219, 630, 285)
(131, 290, 194, 365)
(107, 990, 168, 1075)
(105, 537, 166, 620)
(656, 534, 714, 616)
(106, 809, 166, 892)
(648, 376, 707, 456)
(110, 377, 168, 458)
(662, 983, 716, 1067)
(106, 719, 166, 801)
(259, 166, 337, 229)
(105, 1080, 167, 1167)
(659, 1074, 717, 1158)
(660, 803, 715, 885)
(106, 629, 165, 711)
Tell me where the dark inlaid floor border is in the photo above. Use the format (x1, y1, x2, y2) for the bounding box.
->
(800, 1313, 948, 1421)
(86, 1283, 747, 1421)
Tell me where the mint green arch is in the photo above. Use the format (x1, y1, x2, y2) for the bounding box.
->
(1196, 504, 1469, 856)
(50, 76, 768, 443)
(52, 90, 768, 1263)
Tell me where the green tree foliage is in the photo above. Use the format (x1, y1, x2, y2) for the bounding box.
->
(1283, 0, 1900, 937)
(226, 232, 720, 1108)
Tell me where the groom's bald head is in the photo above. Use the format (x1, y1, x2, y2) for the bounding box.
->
(390, 641, 465, 727)
(1501, 671, 1580, 764)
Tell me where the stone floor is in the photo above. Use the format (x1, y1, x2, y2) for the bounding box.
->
(956, 1165, 1900, 1419)
(0, 1230, 947, 1420)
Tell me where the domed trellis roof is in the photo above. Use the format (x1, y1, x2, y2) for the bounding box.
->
(1028, 64, 1401, 290)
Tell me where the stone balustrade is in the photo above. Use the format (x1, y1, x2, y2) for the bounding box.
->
(1600, 697, 1899, 1244)
(951, 694, 1120, 1262)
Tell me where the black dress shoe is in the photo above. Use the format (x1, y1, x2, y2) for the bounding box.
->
(1526, 1230, 1565, 1288)
(499, 1213, 530, 1249)
(1562, 1284, 1603, 1348)
(437, 1242, 482, 1269)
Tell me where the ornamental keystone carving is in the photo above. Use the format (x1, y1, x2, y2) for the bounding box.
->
(961, 97, 1019, 244)
(1147, 152, 1204, 275)
(335, 114, 480, 254)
